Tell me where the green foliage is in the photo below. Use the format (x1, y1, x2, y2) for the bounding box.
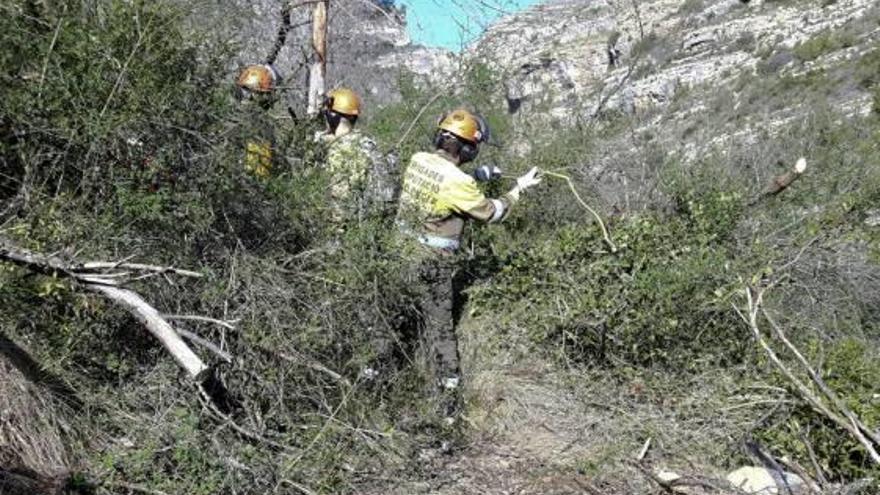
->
(468, 161, 749, 369)
(793, 30, 856, 62)
(0, 0, 233, 203)
(757, 338, 880, 481)
(855, 49, 880, 89)
(365, 62, 512, 166)
(0, 0, 423, 493)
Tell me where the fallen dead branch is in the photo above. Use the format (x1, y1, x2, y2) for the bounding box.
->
(276, 349, 350, 387)
(176, 328, 233, 364)
(79, 261, 202, 278)
(736, 284, 880, 465)
(762, 309, 880, 448)
(0, 238, 232, 412)
(162, 314, 238, 330)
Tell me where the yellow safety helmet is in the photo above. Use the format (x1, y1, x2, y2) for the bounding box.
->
(325, 88, 361, 116)
(236, 64, 278, 93)
(438, 109, 489, 144)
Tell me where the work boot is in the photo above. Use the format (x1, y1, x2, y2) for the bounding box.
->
(437, 375, 463, 425)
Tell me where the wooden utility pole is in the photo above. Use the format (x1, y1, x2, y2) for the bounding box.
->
(307, 0, 329, 115)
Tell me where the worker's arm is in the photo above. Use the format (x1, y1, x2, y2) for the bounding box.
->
(446, 167, 541, 224)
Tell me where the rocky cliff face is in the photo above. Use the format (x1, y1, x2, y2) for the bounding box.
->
(190, 0, 878, 159)
(469, 0, 878, 149)
(456, 0, 879, 209)
(189, 0, 454, 113)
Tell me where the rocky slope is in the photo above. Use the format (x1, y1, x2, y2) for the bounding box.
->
(472, 0, 877, 120)
(185, 0, 878, 131)
(190, 0, 453, 112)
(459, 0, 880, 208)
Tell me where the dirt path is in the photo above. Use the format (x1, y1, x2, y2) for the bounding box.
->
(359, 313, 752, 494)
(370, 376, 608, 494)
(363, 315, 623, 495)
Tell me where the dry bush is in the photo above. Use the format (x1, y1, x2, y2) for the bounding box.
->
(0, 361, 77, 492)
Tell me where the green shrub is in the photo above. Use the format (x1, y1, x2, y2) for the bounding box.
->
(793, 30, 856, 62)
(677, 0, 705, 16)
(467, 160, 750, 369)
(0, 1, 423, 492)
(366, 62, 512, 162)
(855, 49, 880, 88)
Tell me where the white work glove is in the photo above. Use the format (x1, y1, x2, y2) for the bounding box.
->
(509, 167, 542, 201)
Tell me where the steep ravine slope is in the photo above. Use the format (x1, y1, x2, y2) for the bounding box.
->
(358, 1, 880, 493)
(465, 0, 879, 207)
(473, 0, 876, 122)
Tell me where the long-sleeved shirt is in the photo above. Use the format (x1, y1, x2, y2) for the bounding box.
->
(396, 151, 516, 251)
(235, 103, 276, 178)
(322, 131, 398, 223)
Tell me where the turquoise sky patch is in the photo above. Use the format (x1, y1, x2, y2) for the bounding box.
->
(398, 0, 542, 51)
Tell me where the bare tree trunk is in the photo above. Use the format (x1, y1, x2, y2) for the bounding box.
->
(749, 158, 807, 206)
(307, 0, 328, 115)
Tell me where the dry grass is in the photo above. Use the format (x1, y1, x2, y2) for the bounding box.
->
(0, 361, 74, 482)
(357, 311, 778, 494)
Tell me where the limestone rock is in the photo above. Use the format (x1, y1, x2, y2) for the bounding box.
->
(726, 466, 809, 494)
(182, 0, 453, 111)
(467, 0, 875, 126)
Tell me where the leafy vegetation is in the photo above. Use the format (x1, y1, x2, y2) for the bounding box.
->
(2, 0, 880, 493)
(793, 30, 857, 62)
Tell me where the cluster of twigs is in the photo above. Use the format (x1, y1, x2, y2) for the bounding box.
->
(737, 282, 880, 471)
(0, 237, 234, 411)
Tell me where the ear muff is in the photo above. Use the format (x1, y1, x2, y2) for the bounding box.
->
(433, 129, 479, 163)
(459, 142, 478, 164)
(324, 109, 342, 132)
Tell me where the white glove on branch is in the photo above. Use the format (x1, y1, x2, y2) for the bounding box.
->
(509, 167, 542, 201)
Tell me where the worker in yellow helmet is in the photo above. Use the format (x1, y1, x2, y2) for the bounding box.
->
(317, 88, 397, 228)
(396, 108, 541, 420)
(234, 64, 280, 178)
